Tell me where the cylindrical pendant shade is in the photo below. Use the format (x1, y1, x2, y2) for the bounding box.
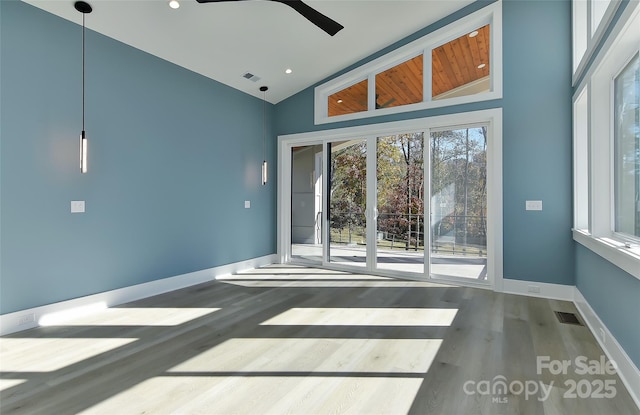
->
(80, 130, 88, 173)
(262, 160, 268, 185)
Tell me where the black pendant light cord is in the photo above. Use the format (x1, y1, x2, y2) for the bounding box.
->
(74, 1, 92, 131)
(262, 89, 266, 162)
(82, 12, 85, 132)
(261, 86, 268, 162)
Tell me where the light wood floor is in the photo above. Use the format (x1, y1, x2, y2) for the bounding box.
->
(1, 265, 638, 414)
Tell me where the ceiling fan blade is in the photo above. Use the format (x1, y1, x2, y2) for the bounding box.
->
(195, 0, 344, 36)
(272, 0, 344, 36)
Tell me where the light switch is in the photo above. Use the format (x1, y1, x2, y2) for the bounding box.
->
(71, 200, 85, 213)
(244, 200, 251, 209)
(525, 200, 543, 211)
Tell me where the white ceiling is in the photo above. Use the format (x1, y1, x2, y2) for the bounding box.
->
(24, 0, 474, 104)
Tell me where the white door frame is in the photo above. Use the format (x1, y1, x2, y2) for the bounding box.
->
(277, 108, 503, 291)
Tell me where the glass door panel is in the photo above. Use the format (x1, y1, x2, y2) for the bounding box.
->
(376, 133, 425, 274)
(430, 127, 488, 281)
(291, 145, 324, 264)
(328, 139, 367, 267)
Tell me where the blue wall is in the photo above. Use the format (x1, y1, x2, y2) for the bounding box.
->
(275, 0, 575, 285)
(501, 0, 574, 285)
(576, 245, 640, 368)
(0, 0, 276, 314)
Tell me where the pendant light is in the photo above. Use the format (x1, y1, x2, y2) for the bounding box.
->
(75, 1, 92, 173)
(260, 86, 268, 185)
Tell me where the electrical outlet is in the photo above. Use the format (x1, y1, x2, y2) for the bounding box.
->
(71, 200, 85, 213)
(18, 313, 35, 325)
(525, 200, 543, 211)
(527, 285, 541, 293)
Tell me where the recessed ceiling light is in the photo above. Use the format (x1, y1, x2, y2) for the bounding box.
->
(285, 68, 293, 74)
(477, 63, 486, 69)
(169, 0, 180, 9)
(337, 99, 343, 104)
(469, 30, 479, 38)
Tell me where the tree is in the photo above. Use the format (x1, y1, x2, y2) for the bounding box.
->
(430, 127, 487, 248)
(327, 128, 487, 254)
(329, 140, 367, 244)
(377, 133, 424, 249)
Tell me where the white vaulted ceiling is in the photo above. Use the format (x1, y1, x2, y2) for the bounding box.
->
(23, 0, 474, 103)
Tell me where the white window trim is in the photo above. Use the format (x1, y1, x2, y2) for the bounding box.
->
(573, 230, 640, 278)
(278, 108, 503, 291)
(572, 0, 640, 280)
(573, 85, 589, 231)
(572, 0, 622, 85)
(313, 1, 502, 125)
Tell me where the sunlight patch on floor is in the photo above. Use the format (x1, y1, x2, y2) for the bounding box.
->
(78, 375, 424, 415)
(0, 338, 137, 372)
(0, 379, 26, 391)
(168, 338, 442, 374)
(48, 307, 220, 326)
(260, 308, 458, 326)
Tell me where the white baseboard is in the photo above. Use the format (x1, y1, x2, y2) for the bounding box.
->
(0, 254, 277, 336)
(574, 288, 640, 410)
(501, 278, 575, 301)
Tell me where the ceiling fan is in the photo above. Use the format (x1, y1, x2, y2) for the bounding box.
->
(195, 0, 344, 36)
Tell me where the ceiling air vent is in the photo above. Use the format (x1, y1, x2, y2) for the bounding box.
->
(242, 72, 261, 82)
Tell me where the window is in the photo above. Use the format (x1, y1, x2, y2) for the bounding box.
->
(591, 0, 612, 36)
(314, 2, 502, 125)
(375, 55, 423, 109)
(328, 79, 368, 117)
(613, 54, 639, 239)
(573, 0, 588, 73)
(572, 0, 640, 279)
(573, 86, 589, 231)
(432, 25, 490, 101)
(572, 0, 620, 81)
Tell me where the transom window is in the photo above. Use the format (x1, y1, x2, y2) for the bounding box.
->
(314, 2, 502, 125)
(432, 24, 490, 101)
(376, 54, 423, 108)
(328, 79, 368, 117)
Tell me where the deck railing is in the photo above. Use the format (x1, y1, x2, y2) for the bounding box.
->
(328, 211, 487, 256)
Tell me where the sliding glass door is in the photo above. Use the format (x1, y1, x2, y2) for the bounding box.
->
(375, 133, 425, 274)
(291, 144, 323, 264)
(327, 139, 368, 268)
(429, 127, 488, 281)
(283, 112, 499, 288)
